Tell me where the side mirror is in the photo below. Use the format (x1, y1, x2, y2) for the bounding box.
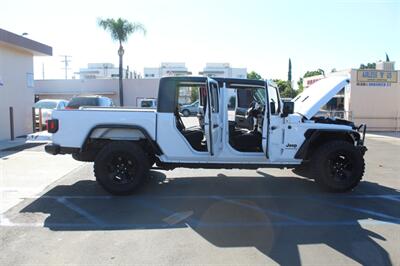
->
(281, 101, 294, 117)
(270, 102, 276, 115)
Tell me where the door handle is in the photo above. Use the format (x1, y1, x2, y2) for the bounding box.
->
(271, 126, 277, 130)
(213, 124, 219, 128)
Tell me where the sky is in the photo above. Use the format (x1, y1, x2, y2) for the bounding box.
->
(1, 0, 399, 87)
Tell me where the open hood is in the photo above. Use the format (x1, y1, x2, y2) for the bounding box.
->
(293, 76, 349, 119)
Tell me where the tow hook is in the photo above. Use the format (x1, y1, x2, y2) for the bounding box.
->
(357, 124, 367, 145)
(357, 145, 368, 155)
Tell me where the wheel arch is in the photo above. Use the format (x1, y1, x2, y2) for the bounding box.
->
(181, 109, 190, 115)
(295, 129, 361, 160)
(81, 124, 163, 156)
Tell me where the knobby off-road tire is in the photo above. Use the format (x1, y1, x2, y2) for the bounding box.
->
(94, 141, 150, 195)
(72, 150, 97, 162)
(312, 140, 365, 192)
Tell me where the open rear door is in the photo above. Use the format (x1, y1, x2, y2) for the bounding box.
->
(204, 78, 221, 156)
(261, 83, 271, 159)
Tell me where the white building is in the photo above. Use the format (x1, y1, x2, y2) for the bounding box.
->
(199, 63, 247, 79)
(76, 63, 127, 79)
(144, 62, 191, 78)
(0, 28, 52, 141)
(303, 61, 400, 131)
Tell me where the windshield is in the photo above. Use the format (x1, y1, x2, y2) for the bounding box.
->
(34, 101, 57, 109)
(253, 87, 266, 105)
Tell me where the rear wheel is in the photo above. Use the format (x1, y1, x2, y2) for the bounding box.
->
(94, 141, 150, 195)
(312, 141, 364, 192)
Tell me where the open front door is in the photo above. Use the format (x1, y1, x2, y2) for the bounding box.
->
(204, 78, 221, 156)
(262, 83, 285, 161)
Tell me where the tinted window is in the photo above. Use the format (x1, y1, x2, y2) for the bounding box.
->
(34, 101, 57, 109)
(237, 89, 253, 108)
(141, 100, 154, 107)
(67, 97, 99, 108)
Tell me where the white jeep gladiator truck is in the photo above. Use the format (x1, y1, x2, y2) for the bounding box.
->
(45, 76, 367, 195)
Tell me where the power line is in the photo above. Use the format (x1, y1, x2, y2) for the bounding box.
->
(60, 55, 72, 80)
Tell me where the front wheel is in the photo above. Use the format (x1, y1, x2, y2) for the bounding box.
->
(312, 141, 365, 192)
(182, 109, 190, 117)
(94, 141, 150, 195)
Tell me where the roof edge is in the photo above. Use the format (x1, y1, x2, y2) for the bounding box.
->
(0, 28, 52, 56)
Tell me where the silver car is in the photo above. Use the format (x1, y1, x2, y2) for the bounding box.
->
(34, 99, 68, 129)
(179, 100, 199, 117)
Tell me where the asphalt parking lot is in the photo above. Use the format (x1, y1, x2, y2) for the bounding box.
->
(0, 133, 399, 265)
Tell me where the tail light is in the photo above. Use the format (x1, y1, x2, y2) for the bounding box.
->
(47, 119, 59, 133)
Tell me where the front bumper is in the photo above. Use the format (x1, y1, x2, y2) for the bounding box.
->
(357, 124, 367, 145)
(355, 124, 367, 155)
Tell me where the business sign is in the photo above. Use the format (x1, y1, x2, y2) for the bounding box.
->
(357, 70, 398, 83)
(303, 75, 325, 88)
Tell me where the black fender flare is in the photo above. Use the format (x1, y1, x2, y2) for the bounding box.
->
(82, 124, 163, 155)
(295, 129, 361, 160)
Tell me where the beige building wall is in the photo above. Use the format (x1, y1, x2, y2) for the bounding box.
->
(0, 43, 35, 140)
(349, 69, 400, 131)
(34, 78, 160, 107)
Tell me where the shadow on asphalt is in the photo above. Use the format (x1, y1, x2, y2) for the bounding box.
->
(0, 143, 44, 158)
(20, 171, 399, 265)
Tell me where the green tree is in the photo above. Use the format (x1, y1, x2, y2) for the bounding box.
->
(359, 63, 376, 69)
(273, 79, 297, 98)
(190, 87, 199, 103)
(297, 77, 304, 94)
(288, 58, 292, 82)
(304, 69, 325, 78)
(98, 18, 146, 106)
(247, 71, 262, 80)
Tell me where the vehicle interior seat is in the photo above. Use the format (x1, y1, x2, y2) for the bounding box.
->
(174, 109, 206, 151)
(229, 119, 262, 152)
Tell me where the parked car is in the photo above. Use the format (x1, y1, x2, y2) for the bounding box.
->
(34, 99, 68, 129)
(139, 98, 157, 108)
(45, 76, 367, 195)
(179, 100, 199, 117)
(66, 96, 114, 109)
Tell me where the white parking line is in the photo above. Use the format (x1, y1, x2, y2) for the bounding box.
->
(56, 197, 105, 227)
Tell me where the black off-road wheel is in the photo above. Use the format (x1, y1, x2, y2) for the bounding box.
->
(94, 141, 150, 195)
(312, 140, 365, 192)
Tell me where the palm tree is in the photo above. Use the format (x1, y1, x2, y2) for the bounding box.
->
(98, 18, 146, 106)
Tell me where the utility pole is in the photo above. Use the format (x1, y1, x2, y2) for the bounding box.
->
(60, 55, 72, 79)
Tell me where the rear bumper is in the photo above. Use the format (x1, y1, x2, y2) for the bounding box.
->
(45, 143, 60, 155)
(45, 144, 78, 155)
